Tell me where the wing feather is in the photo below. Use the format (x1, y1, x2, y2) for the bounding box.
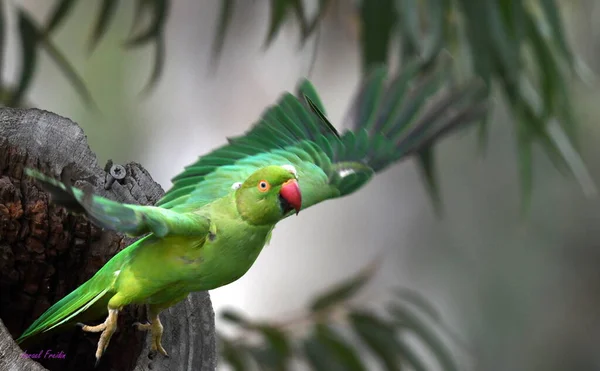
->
(157, 64, 487, 212)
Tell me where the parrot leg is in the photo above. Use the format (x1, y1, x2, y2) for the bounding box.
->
(78, 308, 119, 366)
(133, 311, 168, 356)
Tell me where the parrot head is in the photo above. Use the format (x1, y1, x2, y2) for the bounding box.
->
(235, 165, 302, 225)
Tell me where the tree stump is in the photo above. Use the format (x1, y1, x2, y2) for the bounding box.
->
(0, 108, 216, 371)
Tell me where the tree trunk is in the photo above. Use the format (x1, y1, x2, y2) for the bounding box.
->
(0, 108, 216, 371)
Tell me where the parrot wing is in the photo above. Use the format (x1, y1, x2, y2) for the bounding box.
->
(157, 63, 487, 212)
(26, 169, 210, 237)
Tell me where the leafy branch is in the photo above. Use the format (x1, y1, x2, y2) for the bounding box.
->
(218, 259, 464, 370)
(214, 0, 592, 205)
(0, 0, 169, 108)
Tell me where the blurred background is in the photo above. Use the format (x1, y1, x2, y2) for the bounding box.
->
(4, 0, 600, 370)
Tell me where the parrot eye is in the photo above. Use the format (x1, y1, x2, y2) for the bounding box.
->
(257, 180, 270, 192)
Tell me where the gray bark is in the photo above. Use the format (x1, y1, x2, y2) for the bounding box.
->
(0, 108, 216, 371)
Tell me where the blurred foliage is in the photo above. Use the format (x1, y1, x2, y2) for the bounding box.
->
(0, 1, 590, 369)
(0, 0, 589, 202)
(0, 0, 167, 107)
(213, 0, 589, 205)
(218, 261, 462, 371)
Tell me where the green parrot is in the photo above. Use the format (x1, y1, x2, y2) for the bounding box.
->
(16, 65, 486, 365)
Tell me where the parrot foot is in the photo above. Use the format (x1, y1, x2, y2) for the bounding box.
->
(79, 308, 119, 366)
(134, 315, 168, 356)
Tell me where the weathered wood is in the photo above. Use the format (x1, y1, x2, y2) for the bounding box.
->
(0, 108, 216, 371)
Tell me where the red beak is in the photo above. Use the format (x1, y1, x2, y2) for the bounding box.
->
(280, 179, 302, 215)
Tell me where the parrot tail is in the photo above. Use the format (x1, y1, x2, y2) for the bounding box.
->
(16, 277, 111, 344)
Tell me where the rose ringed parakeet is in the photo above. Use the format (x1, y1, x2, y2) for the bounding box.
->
(16, 65, 486, 365)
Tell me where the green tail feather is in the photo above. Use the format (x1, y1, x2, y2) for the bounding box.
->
(17, 279, 111, 344)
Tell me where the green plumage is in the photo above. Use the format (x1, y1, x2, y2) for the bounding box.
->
(17, 65, 487, 358)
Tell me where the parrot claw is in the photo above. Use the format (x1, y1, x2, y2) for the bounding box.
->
(79, 308, 119, 366)
(134, 313, 168, 357)
(76, 322, 85, 328)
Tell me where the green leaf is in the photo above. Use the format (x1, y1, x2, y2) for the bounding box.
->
(211, 0, 235, 67)
(389, 303, 459, 371)
(485, 0, 520, 85)
(45, 0, 80, 34)
(289, 0, 308, 42)
(524, 8, 560, 118)
(515, 105, 534, 211)
(421, 0, 449, 65)
(303, 335, 346, 371)
(129, 0, 149, 37)
(89, 0, 119, 51)
(220, 309, 249, 326)
(349, 311, 401, 371)
(125, 0, 169, 47)
(396, 0, 420, 60)
(309, 260, 378, 313)
(416, 146, 441, 214)
(220, 337, 250, 371)
(139, 34, 165, 94)
(397, 339, 429, 371)
(125, 0, 169, 92)
(10, 10, 38, 107)
(255, 325, 292, 365)
(359, 0, 396, 71)
(265, 0, 289, 47)
(396, 288, 441, 322)
(304, 0, 331, 37)
(539, 0, 573, 63)
(315, 324, 367, 371)
(41, 33, 94, 106)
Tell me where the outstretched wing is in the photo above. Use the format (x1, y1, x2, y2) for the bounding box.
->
(26, 169, 210, 237)
(157, 63, 487, 212)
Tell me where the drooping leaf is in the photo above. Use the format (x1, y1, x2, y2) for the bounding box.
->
(45, 0, 80, 34)
(396, 0, 420, 60)
(220, 309, 249, 326)
(89, 0, 120, 51)
(124, 0, 169, 91)
(220, 336, 250, 371)
(396, 288, 441, 321)
(359, 0, 396, 71)
(539, 0, 573, 63)
(211, 0, 235, 67)
(304, 0, 332, 37)
(421, 0, 449, 65)
(309, 259, 378, 313)
(10, 11, 38, 107)
(125, 0, 169, 47)
(139, 34, 165, 94)
(265, 0, 289, 47)
(254, 324, 292, 369)
(416, 146, 441, 214)
(315, 324, 366, 371)
(389, 303, 459, 371)
(302, 335, 346, 371)
(41, 33, 94, 106)
(397, 339, 429, 371)
(349, 311, 401, 371)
